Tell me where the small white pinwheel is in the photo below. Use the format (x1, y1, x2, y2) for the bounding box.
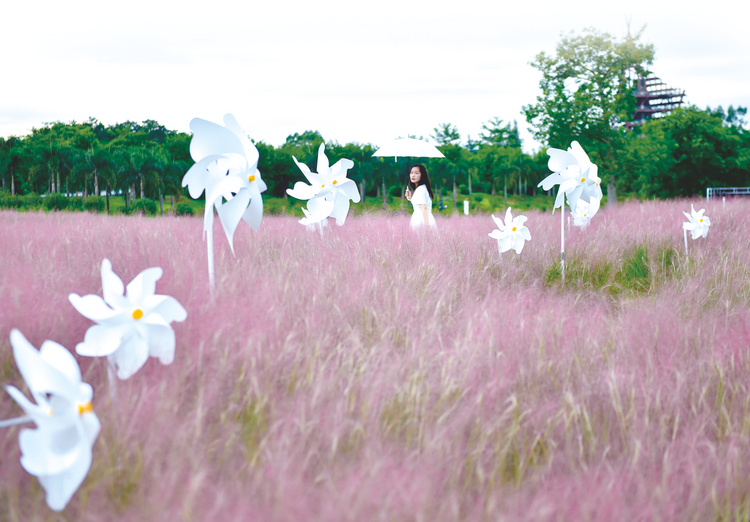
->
(683, 203, 711, 239)
(4, 329, 100, 512)
(488, 207, 531, 254)
(286, 143, 360, 225)
(182, 113, 267, 252)
(68, 259, 187, 380)
(538, 141, 602, 213)
(572, 196, 601, 228)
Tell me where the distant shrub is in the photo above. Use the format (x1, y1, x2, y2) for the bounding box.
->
(175, 202, 194, 216)
(0, 192, 23, 209)
(22, 193, 42, 210)
(68, 197, 84, 211)
(44, 193, 69, 211)
(131, 198, 157, 216)
(83, 196, 105, 213)
(264, 198, 289, 215)
(388, 185, 403, 197)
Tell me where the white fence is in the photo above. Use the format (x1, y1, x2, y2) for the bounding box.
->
(706, 187, 750, 201)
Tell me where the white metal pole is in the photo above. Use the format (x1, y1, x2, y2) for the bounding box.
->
(684, 228, 688, 262)
(207, 226, 215, 297)
(0, 416, 32, 429)
(561, 198, 565, 285)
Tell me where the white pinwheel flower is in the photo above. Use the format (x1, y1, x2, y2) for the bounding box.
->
(488, 207, 531, 254)
(286, 143, 360, 225)
(181, 113, 267, 252)
(4, 329, 100, 512)
(68, 259, 187, 380)
(572, 196, 601, 229)
(683, 203, 711, 239)
(538, 141, 601, 213)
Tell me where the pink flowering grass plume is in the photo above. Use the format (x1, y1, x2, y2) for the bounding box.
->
(683, 203, 711, 239)
(287, 143, 360, 225)
(181, 113, 267, 252)
(538, 140, 601, 212)
(488, 207, 531, 254)
(4, 329, 100, 512)
(68, 258, 187, 380)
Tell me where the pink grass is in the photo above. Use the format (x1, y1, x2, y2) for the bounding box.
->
(1, 198, 750, 521)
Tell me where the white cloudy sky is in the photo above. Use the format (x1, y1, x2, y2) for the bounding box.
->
(1, 0, 747, 152)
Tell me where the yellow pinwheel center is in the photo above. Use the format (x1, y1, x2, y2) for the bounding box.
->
(321, 184, 325, 188)
(584, 213, 588, 217)
(132, 308, 144, 320)
(48, 408, 54, 416)
(248, 174, 255, 182)
(512, 226, 517, 232)
(580, 177, 585, 182)
(77, 402, 93, 415)
(333, 180, 338, 185)
(700, 218, 703, 222)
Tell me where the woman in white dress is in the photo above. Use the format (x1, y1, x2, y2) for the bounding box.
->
(404, 164, 437, 230)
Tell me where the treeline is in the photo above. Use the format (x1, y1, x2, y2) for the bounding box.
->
(0, 106, 748, 212)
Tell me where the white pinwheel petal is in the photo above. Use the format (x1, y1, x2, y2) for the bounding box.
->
(702, 216, 711, 226)
(189, 117, 246, 161)
(142, 295, 188, 323)
(68, 294, 122, 325)
(223, 114, 259, 168)
(488, 229, 504, 240)
(205, 174, 243, 210)
(37, 432, 93, 512)
(330, 158, 354, 177)
(547, 149, 577, 173)
(40, 341, 81, 385)
(490, 214, 505, 230)
(125, 267, 162, 304)
(181, 155, 225, 198)
(316, 143, 330, 175)
(553, 188, 566, 209)
(568, 141, 592, 170)
(513, 236, 525, 254)
(329, 192, 351, 226)
(10, 330, 77, 402)
(109, 332, 149, 380)
(538, 172, 562, 191)
(504, 207, 513, 225)
(19, 424, 82, 476)
(499, 236, 513, 253)
(292, 156, 321, 186)
(145, 324, 176, 365)
(287, 182, 318, 200)
(514, 215, 528, 227)
(99, 258, 129, 310)
(683, 222, 696, 231)
(242, 185, 264, 232)
(307, 197, 336, 223)
(216, 187, 252, 253)
(76, 323, 130, 357)
(337, 179, 361, 203)
(520, 227, 531, 241)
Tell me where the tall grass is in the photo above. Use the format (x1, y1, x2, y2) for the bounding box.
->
(1, 198, 749, 521)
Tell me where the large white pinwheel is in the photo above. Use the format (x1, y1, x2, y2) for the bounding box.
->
(538, 141, 601, 213)
(287, 143, 360, 226)
(488, 207, 531, 254)
(182, 113, 267, 253)
(4, 329, 100, 512)
(683, 203, 711, 239)
(68, 259, 187, 380)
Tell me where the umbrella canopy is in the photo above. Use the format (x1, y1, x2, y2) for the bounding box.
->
(372, 138, 445, 161)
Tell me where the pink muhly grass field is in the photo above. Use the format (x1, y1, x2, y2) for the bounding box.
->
(1, 198, 750, 521)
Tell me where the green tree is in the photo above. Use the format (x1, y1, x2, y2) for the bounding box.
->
(479, 118, 522, 148)
(523, 27, 654, 203)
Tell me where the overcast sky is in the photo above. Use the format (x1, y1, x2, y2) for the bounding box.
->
(1, 0, 748, 152)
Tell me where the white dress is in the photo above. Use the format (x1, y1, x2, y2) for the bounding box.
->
(409, 184, 437, 230)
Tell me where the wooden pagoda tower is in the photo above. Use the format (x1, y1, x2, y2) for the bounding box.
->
(625, 76, 686, 129)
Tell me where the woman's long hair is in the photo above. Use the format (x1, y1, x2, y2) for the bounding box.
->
(407, 164, 434, 199)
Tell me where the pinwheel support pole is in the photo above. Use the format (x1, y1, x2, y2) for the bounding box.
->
(561, 201, 566, 285)
(207, 226, 216, 297)
(0, 416, 32, 429)
(108, 361, 118, 399)
(684, 228, 689, 262)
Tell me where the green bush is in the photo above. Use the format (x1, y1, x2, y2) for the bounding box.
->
(22, 193, 42, 210)
(0, 192, 23, 209)
(388, 185, 403, 197)
(68, 197, 84, 211)
(44, 193, 70, 211)
(83, 196, 105, 213)
(130, 198, 157, 216)
(175, 202, 194, 216)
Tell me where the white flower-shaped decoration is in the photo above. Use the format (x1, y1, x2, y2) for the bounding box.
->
(488, 207, 531, 254)
(182, 113, 267, 252)
(68, 259, 187, 380)
(4, 329, 100, 512)
(572, 196, 601, 228)
(683, 203, 711, 239)
(538, 141, 601, 213)
(286, 143, 360, 225)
